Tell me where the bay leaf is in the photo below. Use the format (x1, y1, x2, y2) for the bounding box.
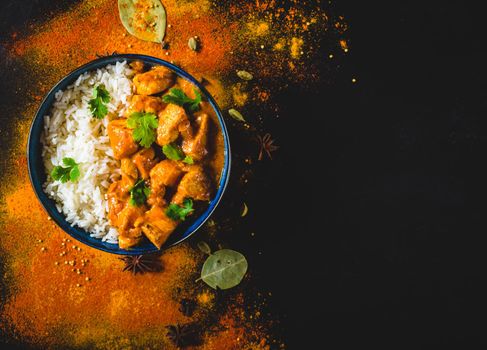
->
(118, 0, 166, 43)
(237, 70, 253, 81)
(228, 108, 245, 122)
(197, 241, 211, 255)
(198, 249, 248, 290)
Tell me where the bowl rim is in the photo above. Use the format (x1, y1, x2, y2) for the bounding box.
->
(26, 54, 231, 255)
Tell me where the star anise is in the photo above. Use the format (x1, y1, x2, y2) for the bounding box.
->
(166, 323, 200, 348)
(257, 133, 279, 160)
(179, 298, 197, 317)
(119, 254, 162, 275)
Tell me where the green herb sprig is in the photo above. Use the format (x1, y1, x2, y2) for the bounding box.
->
(166, 198, 194, 221)
(51, 157, 80, 183)
(89, 84, 111, 119)
(129, 179, 151, 206)
(162, 143, 193, 164)
(127, 112, 158, 148)
(162, 88, 201, 111)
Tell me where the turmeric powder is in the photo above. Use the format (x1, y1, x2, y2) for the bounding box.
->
(1, 0, 346, 347)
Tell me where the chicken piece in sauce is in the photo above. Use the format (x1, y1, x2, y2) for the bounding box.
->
(178, 78, 204, 99)
(125, 95, 166, 116)
(156, 104, 189, 146)
(119, 158, 138, 192)
(137, 205, 178, 249)
(132, 148, 157, 180)
(129, 60, 145, 73)
(107, 181, 127, 225)
(182, 113, 209, 161)
(113, 204, 147, 250)
(133, 66, 175, 95)
(107, 183, 147, 250)
(172, 165, 211, 204)
(107, 119, 139, 159)
(118, 228, 144, 250)
(150, 160, 184, 189)
(146, 184, 166, 208)
(146, 160, 184, 208)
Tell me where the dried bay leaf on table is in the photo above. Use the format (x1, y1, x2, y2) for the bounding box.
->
(118, 0, 166, 43)
(199, 249, 248, 290)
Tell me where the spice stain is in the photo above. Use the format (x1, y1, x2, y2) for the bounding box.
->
(0, 0, 347, 348)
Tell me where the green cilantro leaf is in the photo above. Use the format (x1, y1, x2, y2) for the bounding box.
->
(89, 84, 111, 119)
(127, 112, 158, 148)
(51, 157, 80, 183)
(162, 144, 194, 164)
(129, 179, 151, 206)
(183, 156, 194, 164)
(166, 198, 194, 221)
(94, 84, 110, 103)
(162, 143, 184, 160)
(162, 88, 202, 111)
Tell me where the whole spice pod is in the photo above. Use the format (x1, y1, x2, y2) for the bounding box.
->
(188, 36, 199, 51)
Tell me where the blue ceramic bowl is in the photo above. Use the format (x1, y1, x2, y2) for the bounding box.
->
(27, 54, 231, 255)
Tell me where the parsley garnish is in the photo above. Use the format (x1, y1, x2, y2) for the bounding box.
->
(162, 88, 202, 111)
(166, 198, 194, 221)
(127, 112, 158, 148)
(89, 84, 111, 119)
(51, 157, 80, 183)
(129, 179, 150, 206)
(162, 143, 194, 164)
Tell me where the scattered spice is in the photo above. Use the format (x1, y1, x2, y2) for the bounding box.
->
(0, 0, 344, 347)
(197, 241, 212, 255)
(188, 36, 198, 51)
(228, 108, 246, 122)
(237, 70, 254, 81)
(257, 133, 279, 160)
(166, 323, 200, 348)
(241, 202, 249, 217)
(179, 298, 197, 317)
(197, 291, 215, 305)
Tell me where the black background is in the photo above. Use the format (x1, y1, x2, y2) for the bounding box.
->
(2, 0, 487, 348)
(263, 0, 487, 348)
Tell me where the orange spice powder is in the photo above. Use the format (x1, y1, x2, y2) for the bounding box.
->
(9, 0, 234, 78)
(0, 0, 344, 347)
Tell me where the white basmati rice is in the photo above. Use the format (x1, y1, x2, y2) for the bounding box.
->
(41, 61, 134, 243)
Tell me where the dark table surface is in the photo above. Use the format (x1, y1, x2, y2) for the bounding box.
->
(2, 0, 487, 348)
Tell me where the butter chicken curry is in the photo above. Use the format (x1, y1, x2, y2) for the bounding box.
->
(107, 61, 224, 250)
